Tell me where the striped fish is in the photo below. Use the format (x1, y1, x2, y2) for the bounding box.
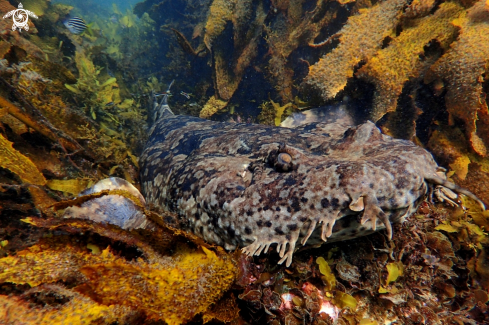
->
(63, 17, 87, 34)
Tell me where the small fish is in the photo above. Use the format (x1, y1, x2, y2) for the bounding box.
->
(180, 91, 190, 99)
(109, 15, 118, 24)
(63, 17, 88, 35)
(154, 92, 170, 98)
(155, 81, 175, 98)
(132, 81, 175, 99)
(105, 102, 115, 107)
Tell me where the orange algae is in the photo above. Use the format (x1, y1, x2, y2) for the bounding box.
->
(200, 96, 228, 118)
(304, 0, 407, 100)
(404, 0, 437, 18)
(202, 292, 240, 323)
(205, 0, 267, 107)
(27, 185, 57, 217)
(264, 0, 338, 103)
(356, 2, 464, 121)
(0, 236, 119, 287)
(0, 286, 132, 325)
(0, 215, 237, 324)
(203, 0, 234, 50)
(79, 245, 236, 324)
(426, 0, 489, 156)
(0, 133, 46, 185)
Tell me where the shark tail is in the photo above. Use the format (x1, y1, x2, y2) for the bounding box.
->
(152, 80, 175, 122)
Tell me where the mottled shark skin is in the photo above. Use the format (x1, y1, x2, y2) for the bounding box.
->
(140, 105, 484, 267)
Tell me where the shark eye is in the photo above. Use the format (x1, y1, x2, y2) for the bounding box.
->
(268, 144, 296, 172)
(277, 153, 292, 167)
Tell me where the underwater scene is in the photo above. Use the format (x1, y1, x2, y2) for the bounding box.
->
(0, 0, 489, 323)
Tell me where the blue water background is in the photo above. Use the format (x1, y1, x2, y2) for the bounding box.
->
(51, 0, 140, 16)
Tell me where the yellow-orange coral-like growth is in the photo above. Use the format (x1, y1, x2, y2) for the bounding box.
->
(200, 96, 228, 118)
(0, 133, 46, 185)
(0, 285, 132, 324)
(425, 0, 489, 157)
(0, 217, 237, 325)
(79, 245, 236, 324)
(303, 0, 407, 100)
(356, 2, 464, 121)
(203, 0, 234, 50)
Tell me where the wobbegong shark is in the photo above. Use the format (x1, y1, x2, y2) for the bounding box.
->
(66, 84, 485, 267)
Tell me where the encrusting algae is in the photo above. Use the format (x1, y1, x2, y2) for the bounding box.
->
(425, 0, 489, 157)
(0, 285, 131, 325)
(199, 96, 228, 119)
(304, 0, 407, 101)
(302, 0, 489, 160)
(356, 2, 465, 122)
(0, 202, 237, 324)
(0, 132, 46, 186)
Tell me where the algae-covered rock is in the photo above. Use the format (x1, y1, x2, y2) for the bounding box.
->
(0, 211, 237, 324)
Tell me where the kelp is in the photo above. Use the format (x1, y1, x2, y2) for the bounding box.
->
(65, 51, 121, 108)
(200, 0, 350, 115)
(46, 179, 92, 196)
(356, 2, 464, 122)
(0, 90, 82, 154)
(385, 262, 403, 284)
(0, 56, 140, 183)
(202, 292, 240, 323)
(257, 99, 295, 126)
(27, 185, 57, 217)
(1, 0, 489, 323)
(0, 210, 237, 324)
(316, 256, 336, 291)
(271, 100, 293, 126)
(425, 0, 489, 157)
(209, 0, 267, 107)
(0, 235, 120, 287)
(21, 0, 49, 17)
(78, 245, 234, 323)
(200, 96, 228, 118)
(59, 50, 145, 171)
(0, 184, 238, 324)
(0, 133, 46, 185)
(119, 9, 138, 29)
(264, 0, 341, 103)
(304, 0, 407, 100)
(0, 285, 133, 325)
(303, 0, 489, 159)
(203, 0, 234, 50)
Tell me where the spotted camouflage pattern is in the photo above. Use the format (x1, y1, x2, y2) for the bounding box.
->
(140, 112, 484, 266)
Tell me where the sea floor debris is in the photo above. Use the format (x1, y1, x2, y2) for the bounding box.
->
(231, 198, 489, 324)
